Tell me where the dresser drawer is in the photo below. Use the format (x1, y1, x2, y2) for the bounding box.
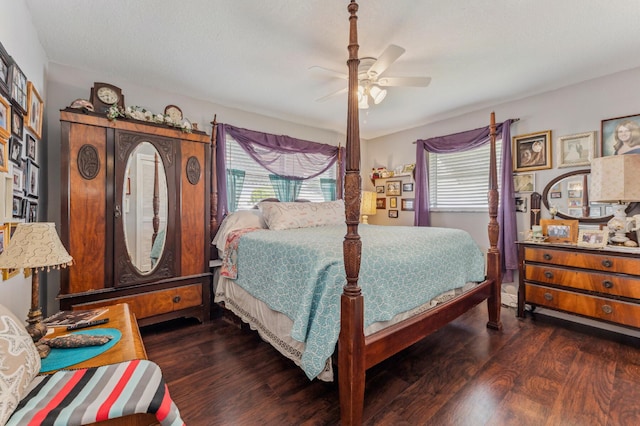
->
(526, 283, 640, 328)
(525, 264, 640, 300)
(524, 247, 640, 276)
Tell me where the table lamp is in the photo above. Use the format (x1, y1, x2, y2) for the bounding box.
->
(0, 223, 73, 357)
(360, 191, 377, 224)
(590, 154, 640, 244)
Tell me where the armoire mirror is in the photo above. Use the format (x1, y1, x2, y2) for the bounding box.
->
(542, 169, 638, 224)
(123, 141, 169, 274)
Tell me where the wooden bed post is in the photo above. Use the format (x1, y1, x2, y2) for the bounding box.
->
(486, 112, 503, 330)
(210, 115, 219, 254)
(339, 1, 366, 425)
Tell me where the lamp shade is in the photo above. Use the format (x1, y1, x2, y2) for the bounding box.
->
(0, 223, 73, 270)
(369, 85, 387, 105)
(590, 154, 640, 203)
(360, 191, 377, 216)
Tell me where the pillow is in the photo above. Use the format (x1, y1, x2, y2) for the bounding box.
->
(259, 200, 345, 230)
(212, 210, 267, 255)
(0, 304, 41, 425)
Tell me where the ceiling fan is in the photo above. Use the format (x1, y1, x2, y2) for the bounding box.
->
(312, 44, 431, 109)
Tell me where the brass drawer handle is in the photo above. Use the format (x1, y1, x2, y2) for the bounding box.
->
(602, 280, 614, 289)
(602, 305, 613, 314)
(173, 296, 181, 303)
(543, 253, 552, 261)
(544, 292, 553, 301)
(602, 259, 613, 268)
(544, 271, 554, 279)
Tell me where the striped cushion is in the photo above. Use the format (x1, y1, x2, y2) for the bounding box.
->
(7, 359, 184, 426)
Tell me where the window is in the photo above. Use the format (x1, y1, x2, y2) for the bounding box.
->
(225, 136, 337, 211)
(428, 139, 502, 211)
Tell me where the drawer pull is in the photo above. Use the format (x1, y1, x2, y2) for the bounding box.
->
(544, 271, 554, 279)
(543, 253, 552, 261)
(173, 296, 181, 303)
(601, 259, 613, 268)
(544, 292, 553, 301)
(602, 280, 614, 289)
(602, 305, 613, 315)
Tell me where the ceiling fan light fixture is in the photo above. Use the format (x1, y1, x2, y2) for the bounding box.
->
(369, 85, 387, 104)
(358, 94, 369, 109)
(357, 84, 365, 102)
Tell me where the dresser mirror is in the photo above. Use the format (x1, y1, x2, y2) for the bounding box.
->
(542, 169, 637, 224)
(123, 141, 168, 274)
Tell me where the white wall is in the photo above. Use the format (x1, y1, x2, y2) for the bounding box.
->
(363, 66, 640, 254)
(0, 0, 48, 318)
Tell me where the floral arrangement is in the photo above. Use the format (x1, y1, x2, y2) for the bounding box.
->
(106, 105, 192, 133)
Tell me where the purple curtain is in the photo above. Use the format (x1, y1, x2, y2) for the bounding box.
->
(414, 119, 518, 282)
(215, 123, 345, 222)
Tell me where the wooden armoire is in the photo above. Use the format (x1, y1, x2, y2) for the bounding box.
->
(59, 109, 211, 326)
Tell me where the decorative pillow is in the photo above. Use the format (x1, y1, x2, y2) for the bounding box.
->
(0, 304, 41, 425)
(259, 200, 345, 230)
(212, 210, 267, 255)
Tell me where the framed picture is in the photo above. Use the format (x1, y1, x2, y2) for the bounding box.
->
(12, 194, 24, 218)
(388, 209, 398, 218)
(8, 136, 22, 166)
(557, 131, 595, 168)
(515, 196, 527, 213)
(512, 130, 552, 172)
(1, 222, 19, 280)
(401, 163, 415, 174)
(577, 229, 608, 248)
(401, 198, 415, 211)
(376, 185, 384, 194)
(25, 199, 38, 223)
(601, 113, 640, 156)
(0, 224, 6, 254)
(0, 137, 7, 173)
(8, 62, 27, 114)
(11, 106, 23, 138)
(12, 165, 24, 194)
(25, 159, 39, 198)
(540, 219, 578, 243)
(402, 182, 413, 192)
(26, 133, 36, 161)
(0, 42, 11, 97)
(567, 208, 583, 217)
(513, 173, 535, 193)
(385, 180, 402, 196)
(0, 95, 10, 139)
(567, 190, 582, 198)
(376, 197, 386, 209)
(389, 197, 397, 209)
(26, 82, 43, 139)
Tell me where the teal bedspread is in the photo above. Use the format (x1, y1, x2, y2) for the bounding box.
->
(233, 224, 485, 379)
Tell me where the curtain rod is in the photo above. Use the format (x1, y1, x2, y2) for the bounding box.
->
(411, 117, 520, 144)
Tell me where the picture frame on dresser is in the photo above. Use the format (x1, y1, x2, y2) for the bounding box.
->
(601, 113, 640, 157)
(577, 229, 608, 249)
(540, 218, 578, 243)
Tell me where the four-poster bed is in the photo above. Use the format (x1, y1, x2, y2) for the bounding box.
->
(210, 1, 503, 424)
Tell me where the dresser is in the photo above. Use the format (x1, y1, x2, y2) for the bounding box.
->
(517, 242, 640, 329)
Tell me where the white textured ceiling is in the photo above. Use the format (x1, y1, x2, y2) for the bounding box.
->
(25, 0, 640, 139)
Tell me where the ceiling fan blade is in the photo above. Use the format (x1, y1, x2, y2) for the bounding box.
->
(309, 65, 348, 80)
(367, 44, 405, 78)
(315, 87, 348, 102)
(377, 76, 432, 87)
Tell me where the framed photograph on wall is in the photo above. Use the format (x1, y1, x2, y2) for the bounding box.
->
(402, 182, 413, 192)
(12, 194, 24, 218)
(401, 198, 415, 211)
(512, 130, 552, 172)
(8, 136, 22, 166)
(8, 61, 27, 114)
(513, 173, 535, 193)
(0, 137, 8, 173)
(0, 95, 10, 139)
(26, 82, 43, 139)
(25, 159, 39, 198)
(540, 219, 578, 243)
(385, 180, 402, 196)
(388, 209, 398, 218)
(601, 113, 640, 156)
(0, 42, 11, 97)
(577, 229, 608, 249)
(515, 196, 527, 213)
(376, 197, 386, 209)
(11, 107, 23, 138)
(375, 185, 384, 194)
(25, 199, 38, 223)
(557, 131, 595, 168)
(389, 197, 397, 209)
(26, 133, 37, 160)
(12, 165, 24, 195)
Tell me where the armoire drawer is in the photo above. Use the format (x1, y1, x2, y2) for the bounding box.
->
(525, 264, 640, 300)
(73, 284, 203, 320)
(524, 247, 640, 276)
(525, 283, 640, 329)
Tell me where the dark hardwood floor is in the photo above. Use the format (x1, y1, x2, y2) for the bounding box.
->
(140, 303, 640, 425)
